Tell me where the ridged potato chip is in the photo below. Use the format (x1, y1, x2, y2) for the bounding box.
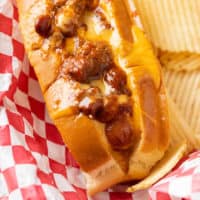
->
(159, 51, 200, 71)
(164, 68, 200, 143)
(134, 0, 200, 53)
(167, 97, 200, 151)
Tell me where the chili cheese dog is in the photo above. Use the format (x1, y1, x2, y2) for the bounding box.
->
(17, 0, 169, 195)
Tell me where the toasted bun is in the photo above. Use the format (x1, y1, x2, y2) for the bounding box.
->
(17, 0, 170, 195)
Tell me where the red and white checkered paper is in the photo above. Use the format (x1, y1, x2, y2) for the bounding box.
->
(0, 0, 200, 199)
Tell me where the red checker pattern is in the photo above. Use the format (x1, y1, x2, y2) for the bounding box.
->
(192, 174, 200, 192)
(6, 110, 25, 133)
(16, 105, 33, 125)
(109, 192, 133, 200)
(0, 54, 12, 73)
(26, 134, 48, 155)
(0, 14, 12, 35)
(74, 186, 88, 200)
(28, 96, 45, 120)
(13, 6, 19, 21)
(12, 39, 25, 61)
(66, 149, 80, 168)
(20, 185, 46, 200)
(0, 125, 11, 146)
(178, 167, 196, 177)
(62, 192, 81, 200)
(0, 92, 5, 104)
(152, 182, 169, 194)
(149, 151, 200, 200)
(156, 193, 171, 200)
(3, 76, 18, 101)
(17, 71, 28, 93)
(45, 123, 64, 145)
(49, 159, 67, 177)
(3, 167, 18, 193)
(1, 1, 200, 200)
(12, 146, 36, 165)
(29, 66, 38, 80)
(0, 197, 9, 200)
(37, 170, 56, 187)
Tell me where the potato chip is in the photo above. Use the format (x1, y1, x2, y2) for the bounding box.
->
(127, 142, 187, 192)
(134, 0, 200, 53)
(159, 51, 200, 71)
(167, 97, 200, 151)
(164, 68, 200, 144)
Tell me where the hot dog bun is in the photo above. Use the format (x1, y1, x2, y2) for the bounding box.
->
(17, 0, 169, 195)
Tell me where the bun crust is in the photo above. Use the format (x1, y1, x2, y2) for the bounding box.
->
(17, 0, 169, 195)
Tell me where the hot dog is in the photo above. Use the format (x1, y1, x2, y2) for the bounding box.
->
(17, 0, 169, 195)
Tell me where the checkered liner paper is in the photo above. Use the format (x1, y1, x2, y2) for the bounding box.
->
(1, 0, 200, 200)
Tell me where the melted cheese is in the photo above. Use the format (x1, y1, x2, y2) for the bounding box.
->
(53, 0, 161, 120)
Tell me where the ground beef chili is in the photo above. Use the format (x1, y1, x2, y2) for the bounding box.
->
(35, 15, 52, 38)
(78, 87, 104, 117)
(55, 0, 87, 37)
(60, 40, 134, 150)
(104, 66, 132, 95)
(95, 9, 112, 29)
(86, 0, 99, 10)
(61, 41, 112, 82)
(34, 0, 134, 150)
(55, 0, 101, 37)
(54, 0, 67, 7)
(93, 95, 120, 123)
(35, 0, 87, 38)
